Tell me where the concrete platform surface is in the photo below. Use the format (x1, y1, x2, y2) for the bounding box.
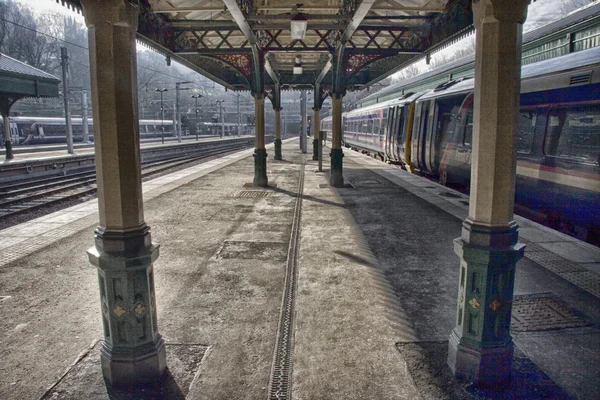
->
(0, 139, 598, 399)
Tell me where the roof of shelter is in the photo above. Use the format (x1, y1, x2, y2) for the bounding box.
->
(0, 53, 61, 99)
(58, 0, 473, 95)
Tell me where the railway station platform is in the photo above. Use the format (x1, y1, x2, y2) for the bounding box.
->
(0, 139, 599, 400)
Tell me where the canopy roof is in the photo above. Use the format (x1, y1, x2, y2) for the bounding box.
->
(60, 0, 473, 97)
(0, 53, 60, 99)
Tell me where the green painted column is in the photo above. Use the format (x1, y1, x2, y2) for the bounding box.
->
(253, 93, 268, 187)
(312, 107, 320, 161)
(448, 0, 530, 387)
(3, 115, 13, 160)
(274, 107, 282, 160)
(81, 0, 165, 386)
(329, 93, 344, 187)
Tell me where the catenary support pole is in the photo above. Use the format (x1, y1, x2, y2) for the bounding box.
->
(81, 90, 89, 143)
(61, 47, 74, 154)
(80, 0, 166, 386)
(447, 0, 530, 388)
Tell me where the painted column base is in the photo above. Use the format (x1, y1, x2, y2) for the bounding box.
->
(87, 228, 166, 386)
(4, 140, 13, 160)
(312, 139, 319, 161)
(448, 331, 513, 387)
(447, 221, 525, 388)
(100, 336, 167, 386)
(329, 148, 344, 187)
(274, 139, 282, 160)
(253, 148, 268, 187)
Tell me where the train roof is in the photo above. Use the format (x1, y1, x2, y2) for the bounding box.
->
(345, 92, 424, 116)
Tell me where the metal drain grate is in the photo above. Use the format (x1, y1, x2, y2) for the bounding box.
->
(350, 179, 382, 186)
(234, 190, 272, 198)
(511, 294, 590, 332)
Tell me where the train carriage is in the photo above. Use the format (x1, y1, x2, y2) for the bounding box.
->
(322, 46, 600, 245)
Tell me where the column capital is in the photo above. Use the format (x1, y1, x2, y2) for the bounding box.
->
(473, 0, 529, 27)
(81, 0, 139, 29)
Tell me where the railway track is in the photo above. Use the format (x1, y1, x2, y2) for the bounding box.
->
(0, 142, 250, 222)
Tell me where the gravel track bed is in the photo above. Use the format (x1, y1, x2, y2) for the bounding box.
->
(0, 149, 244, 231)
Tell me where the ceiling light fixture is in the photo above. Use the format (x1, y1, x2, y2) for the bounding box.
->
(293, 55, 303, 75)
(290, 7, 307, 40)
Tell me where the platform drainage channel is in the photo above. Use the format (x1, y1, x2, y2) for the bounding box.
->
(510, 293, 590, 332)
(234, 190, 272, 198)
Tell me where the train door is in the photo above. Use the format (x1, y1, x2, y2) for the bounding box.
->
(392, 106, 405, 162)
(385, 107, 395, 159)
(411, 101, 424, 170)
(455, 94, 474, 183)
(413, 100, 433, 173)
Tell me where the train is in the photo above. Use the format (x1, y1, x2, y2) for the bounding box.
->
(321, 46, 600, 246)
(0, 116, 255, 145)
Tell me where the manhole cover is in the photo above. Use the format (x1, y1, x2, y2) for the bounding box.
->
(511, 294, 590, 332)
(213, 240, 288, 261)
(234, 190, 272, 198)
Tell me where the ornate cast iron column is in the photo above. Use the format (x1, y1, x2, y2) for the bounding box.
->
(448, 0, 530, 387)
(312, 107, 320, 161)
(330, 93, 345, 187)
(274, 107, 282, 160)
(253, 92, 268, 186)
(81, 0, 166, 385)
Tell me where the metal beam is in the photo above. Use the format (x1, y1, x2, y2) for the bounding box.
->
(152, 5, 444, 13)
(265, 59, 279, 85)
(316, 54, 333, 84)
(341, 0, 377, 43)
(221, 0, 256, 45)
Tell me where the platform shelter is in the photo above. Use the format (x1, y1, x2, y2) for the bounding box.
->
(59, 0, 533, 389)
(0, 53, 60, 160)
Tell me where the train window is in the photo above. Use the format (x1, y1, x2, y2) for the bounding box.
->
(462, 110, 473, 146)
(544, 106, 600, 163)
(517, 110, 536, 154)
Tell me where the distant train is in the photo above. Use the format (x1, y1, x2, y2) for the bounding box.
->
(321, 47, 600, 245)
(0, 116, 255, 145)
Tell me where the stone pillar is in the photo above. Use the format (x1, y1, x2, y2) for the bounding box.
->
(81, 0, 166, 386)
(312, 107, 320, 161)
(274, 107, 282, 160)
(253, 93, 268, 187)
(330, 93, 344, 187)
(447, 0, 529, 387)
